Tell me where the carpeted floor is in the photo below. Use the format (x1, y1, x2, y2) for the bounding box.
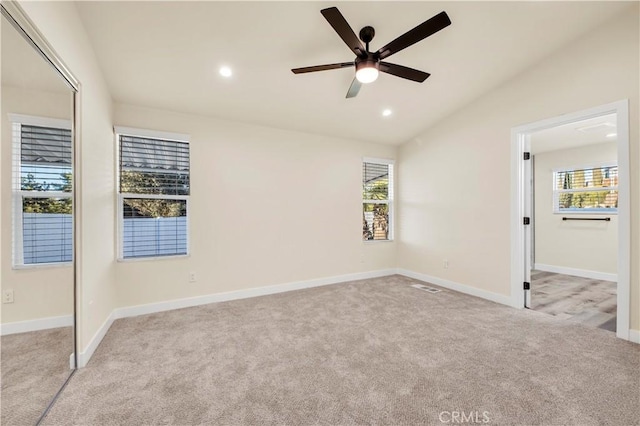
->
(1, 326, 74, 426)
(42, 275, 639, 425)
(531, 270, 617, 332)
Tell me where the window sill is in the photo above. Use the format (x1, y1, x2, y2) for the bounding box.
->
(13, 262, 73, 270)
(363, 239, 394, 244)
(554, 212, 617, 215)
(117, 254, 190, 263)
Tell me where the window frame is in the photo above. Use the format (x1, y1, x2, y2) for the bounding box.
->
(362, 157, 395, 242)
(115, 126, 191, 261)
(552, 161, 618, 215)
(10, 114, 73, 268)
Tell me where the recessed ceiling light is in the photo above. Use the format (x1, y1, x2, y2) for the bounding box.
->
(382, 109, 392, 117)
(219, 66, 232, 78)
(606, 132, 617, 138)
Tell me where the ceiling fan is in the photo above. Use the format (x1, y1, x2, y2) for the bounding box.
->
(291, 7, 451, 98)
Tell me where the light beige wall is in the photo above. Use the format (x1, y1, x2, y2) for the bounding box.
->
(533, 143, 617, 274)
(1, 86, 73, 323)
(114, 104, 396, 308)
(17, 1, 117, 352)
(397, 6, 639, 330)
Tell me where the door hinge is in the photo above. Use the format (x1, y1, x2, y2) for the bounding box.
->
(523, 152, 531, 160)
(523, 282, 530, 290)
(523, 217, 530, 225)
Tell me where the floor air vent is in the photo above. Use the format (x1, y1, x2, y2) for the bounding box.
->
(411, 284, 442, 293)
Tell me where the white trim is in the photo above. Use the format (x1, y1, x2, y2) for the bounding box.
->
(511, 100, 631, 342)
(362, 156, 395, 165)
(0, 314, 73, 336)
(396, 269, 515, 307)
(114, 126, 190, 143)
(8, 113, 71, 130)
(551, 162, 618, 174)
(77, 310, 115, 368)
(534, 263, 617, 282)
(12, 261, 72, 270)
(114, 269, 397, 319)
(117, 254, 190, 263)
(120, 193, 187, 201)
(629, 330, 640, 344)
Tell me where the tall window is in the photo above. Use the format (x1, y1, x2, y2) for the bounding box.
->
(11, 115, 73, 266)
(362, 159, 394, 241)
(116, 128, 190, 259)
(553, 164, 618, 213)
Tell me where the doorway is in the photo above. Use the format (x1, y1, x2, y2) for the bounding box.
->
(510, 101, 631, 340)
(527, 114, 618, 331)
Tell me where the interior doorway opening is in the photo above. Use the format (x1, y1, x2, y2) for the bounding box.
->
(510, 100, 630, 341)
(526, 114, 618, 332)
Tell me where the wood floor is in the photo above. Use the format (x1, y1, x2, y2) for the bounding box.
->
(530, 270, 616, 332)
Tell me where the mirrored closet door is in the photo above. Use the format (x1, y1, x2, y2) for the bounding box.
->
(1, 4, 78, 425)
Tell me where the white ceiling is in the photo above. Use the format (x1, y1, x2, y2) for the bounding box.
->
(531, 113, 617, 154)
(1, 16, 70, 94)
(75, 1, 632, 145)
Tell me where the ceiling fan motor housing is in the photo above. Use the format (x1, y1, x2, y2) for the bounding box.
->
(355, 55, 380, 72)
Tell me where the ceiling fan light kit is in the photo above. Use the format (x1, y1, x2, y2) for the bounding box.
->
(292, 7, 451, 98)
(355, 58, 379, 84)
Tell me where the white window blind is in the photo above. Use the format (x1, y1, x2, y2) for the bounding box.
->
(118, 132, 190, 259)
(553, 164, 618, 213)
(362, 159, 393, 241)
(12, 120, 73, 266)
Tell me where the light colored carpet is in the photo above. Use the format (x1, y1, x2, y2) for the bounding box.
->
(531, 270, 617, 332)
(1, 327, 74, 426)
(43, 275, 639, 425)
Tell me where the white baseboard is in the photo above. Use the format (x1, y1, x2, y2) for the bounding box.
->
(397, 269, 514, 307)
(113, 269, 396, 320)
(0, 314, 73, 336)
(629, 329, 640, 344)
(534, 263, 617, 282)
(77, 310, 115, 368)
(78, 269, 396, 367)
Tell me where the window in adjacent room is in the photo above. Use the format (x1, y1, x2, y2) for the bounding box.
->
(553, 164, 618, 213)
(11, 115, 73, 266)
(116, 127, 190, 259)
(362, 158, 394, 241)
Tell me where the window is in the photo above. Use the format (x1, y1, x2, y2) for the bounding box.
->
(553, 164, 618, 213)
(116, 127, 190, 259)
(11, 115, 73, 266)
(362, 158, 394, 241)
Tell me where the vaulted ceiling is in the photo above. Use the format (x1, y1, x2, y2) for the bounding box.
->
(75, 1, 631, 145)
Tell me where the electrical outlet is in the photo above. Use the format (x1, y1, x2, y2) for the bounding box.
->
(189, 272, 197, 283)
(2, 289, 14, 304)
(443, 259, 449, 269)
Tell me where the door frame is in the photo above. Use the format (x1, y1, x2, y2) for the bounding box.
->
(510, 100, 630, 340)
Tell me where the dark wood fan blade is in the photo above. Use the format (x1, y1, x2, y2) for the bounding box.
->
(291, 62, 354, 74)
(379, 62, 430, 82)
(346, 77, 362, 98)
(321, 7, 366, 57)
(377, 11, 451, 60)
